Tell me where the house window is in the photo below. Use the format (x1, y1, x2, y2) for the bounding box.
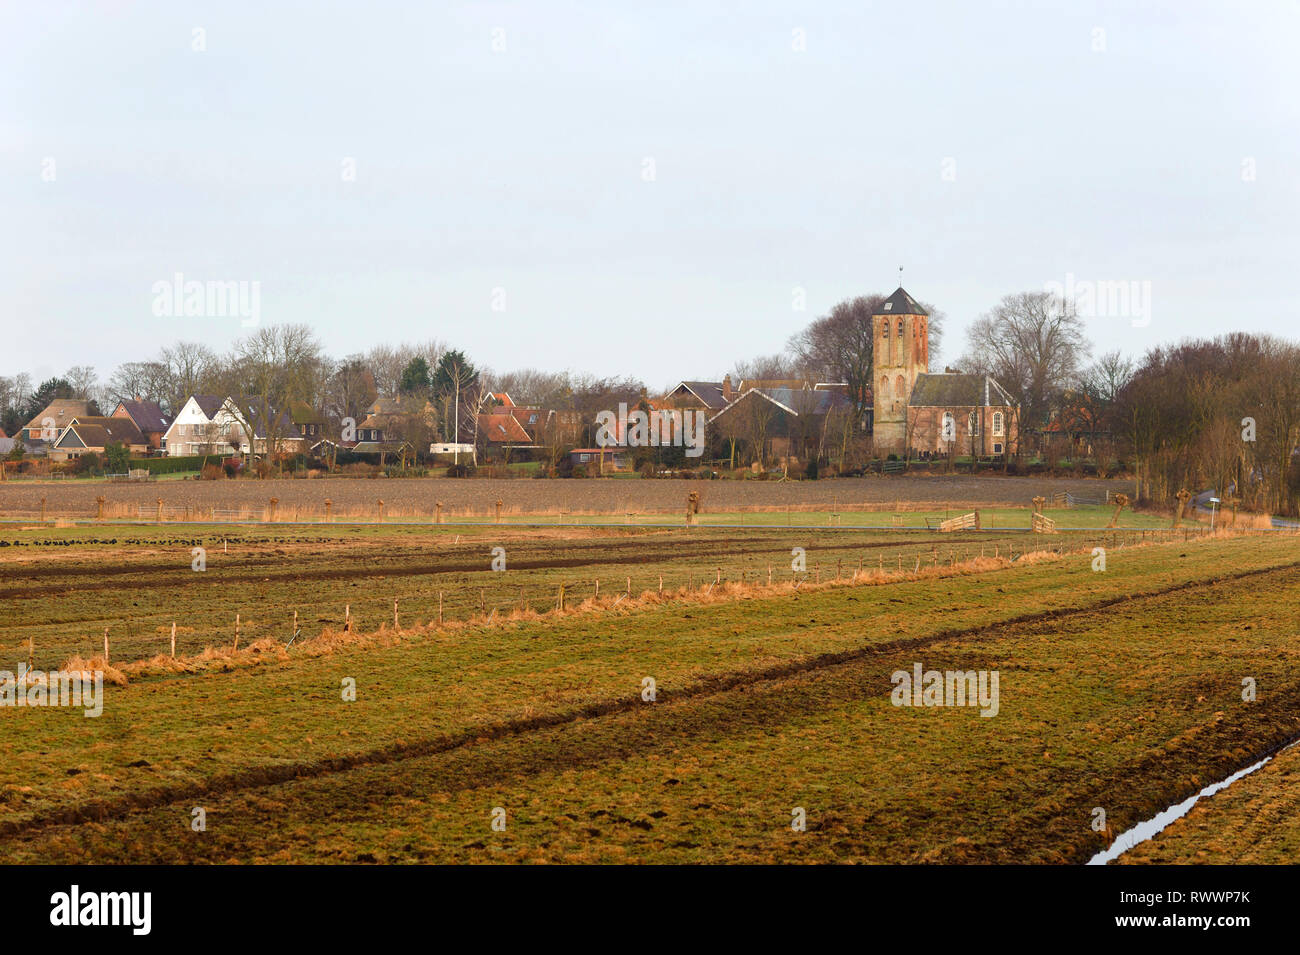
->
(993, 443, 1003, 454)
(993, 412, 1004, 436)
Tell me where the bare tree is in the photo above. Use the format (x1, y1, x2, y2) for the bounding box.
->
(961, 291, 1091, 450)
(160, 342, 219, 415)
(222, 324, 323, 470)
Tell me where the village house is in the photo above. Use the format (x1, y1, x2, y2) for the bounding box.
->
(289, 401, 326, 443)
(163, 395, 245, 456)
(661, 380, 730, 413)
(20, 399, 91, 443)
(110, 397, 171, 451)
(709, 384, 855, 468)
(49, 416, 149, 462)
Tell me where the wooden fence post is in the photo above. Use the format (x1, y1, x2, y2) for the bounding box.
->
(40, 497, 47, 523)
(394, 597, 399, 630)
(495, 499, 503, 524)
(378, 499, 385, 522)
(234, 613, 240, 651)
(170, 621, 176, 657)
(344, 604, 351, 632)
(435, 501, 443, 524)
(103, 627, 109, 663)
(438, 591, 444, 625)
(96, 495, 105, 521)
(324, 499, 332, 522)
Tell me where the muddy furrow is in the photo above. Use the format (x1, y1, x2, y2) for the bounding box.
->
(4, 559, 1296, 842)
(0, 535, 998, 599)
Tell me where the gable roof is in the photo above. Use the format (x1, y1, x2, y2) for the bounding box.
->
(709, 386, 854, 423)
(24, 399, 91, 434)
(757, 387, 852, 415)
(240, 406, 303, 440)
(665, 381, 728, 410)
(872, 287, 929, 316)
(288, 400, 325, 426)
(56, 416, 147, 449)
(908, 374, 1016, 408)
(189, 394, 228, 419)
(477, 413, 533, 444)
(115, 398, 170, 434)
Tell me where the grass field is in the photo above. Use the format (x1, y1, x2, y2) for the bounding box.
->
(0, 514, 1297, 863)
(2, 512, 1184, 668)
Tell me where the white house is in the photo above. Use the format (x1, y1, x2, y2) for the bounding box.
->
(163, 395, 248, 456)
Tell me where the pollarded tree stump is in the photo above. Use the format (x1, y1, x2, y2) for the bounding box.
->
(1108, 493, 1130, 529)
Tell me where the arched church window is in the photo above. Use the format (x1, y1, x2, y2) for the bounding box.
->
(879, 377, 890, 400)
(895, 375, 905, 400)
(993, 412, 1004, 436)
(968, 412, 979, 435)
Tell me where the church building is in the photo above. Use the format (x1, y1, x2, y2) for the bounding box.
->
(870, 287, 1018, 458)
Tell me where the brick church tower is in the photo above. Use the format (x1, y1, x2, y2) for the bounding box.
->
(871, 287, 930, 452)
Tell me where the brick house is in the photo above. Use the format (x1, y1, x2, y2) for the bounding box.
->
(111, 397, 171, 451)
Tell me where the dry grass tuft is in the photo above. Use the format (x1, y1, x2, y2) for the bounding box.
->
(58, 655, 129, 686)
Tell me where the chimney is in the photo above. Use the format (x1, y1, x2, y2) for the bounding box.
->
(722, 374, 733, 401)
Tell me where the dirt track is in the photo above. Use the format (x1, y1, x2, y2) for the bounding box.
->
(0, 475, 1135, 516)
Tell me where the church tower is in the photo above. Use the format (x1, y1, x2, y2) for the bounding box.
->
(871, 287, 930, 452)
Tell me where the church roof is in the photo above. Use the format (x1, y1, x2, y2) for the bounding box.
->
(872, 287, 929, 316)
(909, 373, 1016, 408)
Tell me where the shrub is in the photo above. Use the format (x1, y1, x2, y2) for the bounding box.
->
(128, 455, 210, 475)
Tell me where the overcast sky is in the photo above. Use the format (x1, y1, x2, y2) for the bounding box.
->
(3, 0, 1297, 390)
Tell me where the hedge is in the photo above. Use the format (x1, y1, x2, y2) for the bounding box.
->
(127, 455, 211, 475)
